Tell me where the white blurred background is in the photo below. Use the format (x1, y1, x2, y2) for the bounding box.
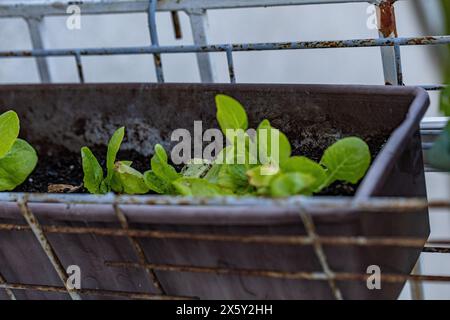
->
(0, 0, 449, 299)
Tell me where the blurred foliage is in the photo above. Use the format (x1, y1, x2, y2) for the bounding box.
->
(427, 1, 450, 171)
(441, 0, 450, 115)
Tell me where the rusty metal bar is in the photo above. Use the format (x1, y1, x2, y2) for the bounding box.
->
(428, 200, 450, 209)
(300, 212, 343, 299)
(17, 198, 81, 300)
(74, 51, 85, 83)
(0, 282, 193, 300)
(0, 222, 446, 249)
(3, 36, 450, 58)
(105, 260, 450, 284)
(410, 261, 424, 300)
(225, 45, 236, 83)
(0, 194, 440, 211)
(376, 0, 403, 85)
(423, 247, 450, 254)
(428, 239, 450, 245)
(113, 204, 165, 294)
(170, 11, 182, 39)
(0, 273, 16, 300)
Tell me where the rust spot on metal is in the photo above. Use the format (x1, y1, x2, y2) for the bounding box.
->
(405, 36, 437, 46)
(378, 0, 398, 38)
(153, 53, 162, 66)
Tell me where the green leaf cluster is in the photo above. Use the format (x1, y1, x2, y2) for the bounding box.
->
(82, 95, 372, 196)
(81, 127, 149, 194)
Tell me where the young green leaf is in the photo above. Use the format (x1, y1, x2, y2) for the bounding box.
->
(246, 164, 278, 188)
(173, 177, 232, 196)
(0, 110, 20, 158)
(320, 137, 371, 187)
(144, 170, 175, 194)
(81, 146, 105, 194)
(151, 144, 180, 182)
(217, 164, 251, 194)
(269, 172, 316, 197)
(215, 94, 248, 134)
(204, 164, 225, 185)
(281, 156, 326, 192)
(112, 161, 149, 194)
(110, 162, 134, 192)
(0, 139, 38, 191)
(257, 119, 291, 164)
(105, 127, 125, 185)
(110, 171, 123, 193)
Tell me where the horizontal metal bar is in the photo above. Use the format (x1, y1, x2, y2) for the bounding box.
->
(423, 247, 450, 254)
(0, 282, 193, 300)
(420, 85, 447, 91)
(106, 260, 450, 283)
(0, 222, 444, 249)
(0, 0, 391, 18)
(0, 194, 438, 210)
(427, 239, 450, 245)
(1, 35, 449, 58)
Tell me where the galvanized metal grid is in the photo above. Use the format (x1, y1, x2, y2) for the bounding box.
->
(0, 0, 448, 149)
(0, 0, 449, 300)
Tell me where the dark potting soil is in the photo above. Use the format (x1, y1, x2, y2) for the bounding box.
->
(15, 136, 387, 196)
(15, 146, 150, 193)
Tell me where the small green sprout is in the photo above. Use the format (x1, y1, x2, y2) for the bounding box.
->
(81, 127, 149, 194)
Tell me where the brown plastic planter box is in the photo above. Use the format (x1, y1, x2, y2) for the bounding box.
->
(0, 83, 429, 300)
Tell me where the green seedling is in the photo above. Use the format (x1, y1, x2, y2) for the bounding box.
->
(81, 127, 149, 194)
(143, 144, 180, 195)
(0, 110, 38, 191)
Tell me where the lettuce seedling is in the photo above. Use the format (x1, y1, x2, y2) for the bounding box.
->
(143, 144, 180, 194)
(172, 94, 371, 197)
(0, 110, 38, 191)
(81, 127, 149, 194)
